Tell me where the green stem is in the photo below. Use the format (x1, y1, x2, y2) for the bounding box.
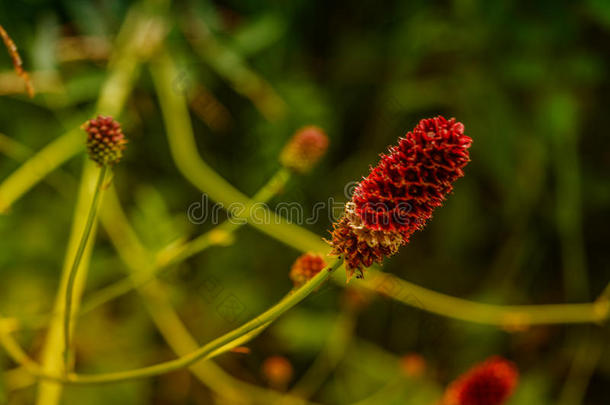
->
(0, 142, 290, 332)
(98, 181, 319, 404)
(16, 257, 343, 385)
(360, 270, 609, 327)
(157, 167, 291, 267)
(62, 165, 107, 366)
(0, 129, 83, 213)
(80, 168, 291, 315)
(151, 51, 320, 254)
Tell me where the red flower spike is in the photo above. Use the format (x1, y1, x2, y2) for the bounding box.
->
(289, 253, 327, 287)
(328, 116, 471, 275)
(83, 115, 127, 166)
(443, 356, 519, 405)
(352, 116, 471, 233)
(280, 125, 329, 173)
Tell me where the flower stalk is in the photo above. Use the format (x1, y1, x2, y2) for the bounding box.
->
(5, 257, 344, 385)
(62, 164, 107, 366)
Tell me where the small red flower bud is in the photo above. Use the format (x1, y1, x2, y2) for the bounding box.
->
(262, 356, 293, 388)
(83, 115, 127, 166)
(289, 253, 327, 287)
(399, 353, 427, 378)
(443, 357, 518, 405)
(328, 116, 471, 276)
(280, 125, 329, 173)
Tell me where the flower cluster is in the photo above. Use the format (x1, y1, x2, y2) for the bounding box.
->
(443, 356, 519, 405)
(289, 253, 327, 287)
(280, 125, 329, 173)
(83, 115, 127, 166)
(328, 116, 471, 279)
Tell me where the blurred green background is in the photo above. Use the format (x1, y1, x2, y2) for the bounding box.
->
(1, 0, 609, 404)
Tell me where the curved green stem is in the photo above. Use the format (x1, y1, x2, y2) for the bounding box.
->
(360, 270, 609, 327)
(80, 167, 291, 315)
(62, 165, 107, 365)
(151, 51, 320, 254)
(3, 257, 343, 385)
(65, 257, 341, 384)
(0, 145, 290, 333)
(97, 182, 320, 404)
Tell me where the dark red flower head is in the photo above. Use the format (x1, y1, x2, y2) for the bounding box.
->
(289, 253, 327, 287)
(83, 115, 127, 166)
(328, 116, 471, 278)
(353, 116, 471, 232)
(443, 356, 519, 405)
(280, 125, 329, 173)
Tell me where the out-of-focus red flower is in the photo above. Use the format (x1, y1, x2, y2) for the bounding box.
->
(83, 115, 127, 166)
(262, 355, 294, 389)
(443, 356, 519, 405)
(328, 116, 471, 278)
(399, 353, 427, 378)
(280, 125, 329, 173)
(289, 253, 327, 287)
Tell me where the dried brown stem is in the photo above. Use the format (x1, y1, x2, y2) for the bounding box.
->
(0, 24, 34, 98)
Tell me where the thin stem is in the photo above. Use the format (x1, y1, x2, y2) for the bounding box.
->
(80, 167, 291, 315)
(62, 165, 107, 366)
(360, 270, 609, 327)
(0, 129, 83, 213)
(5, 257, 343, 385)
(151, 51, 320, 254)
(0, 328, 42, 376)
(98, 182, 319, 404)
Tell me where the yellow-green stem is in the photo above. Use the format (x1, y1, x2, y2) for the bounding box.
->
(36, 161, 100, 405)
(62, 165, 107, 366)
(2, 257, 343, 385)
(80, 167, 291, 315)
(97, 183, 317, 404)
